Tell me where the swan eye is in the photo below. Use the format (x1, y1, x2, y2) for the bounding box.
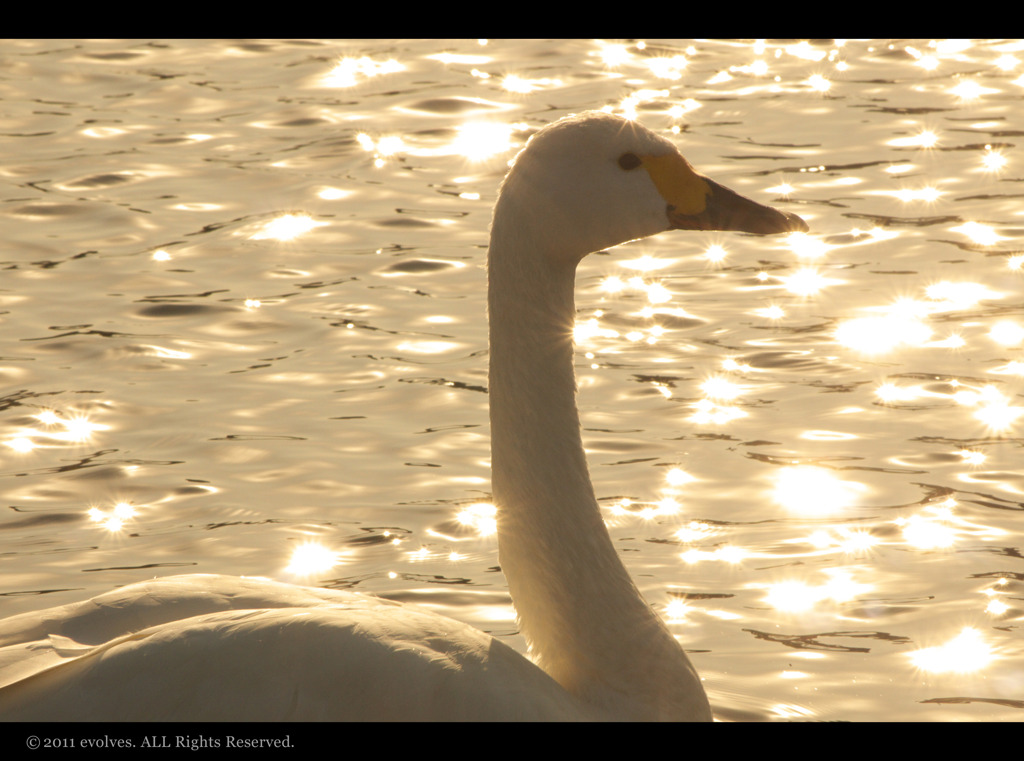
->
(618, 152, 642, 171)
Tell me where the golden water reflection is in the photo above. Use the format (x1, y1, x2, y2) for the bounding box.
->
(763, 569, 872, 613)
(322, 55, 404, 88)
(6, 38, 1024, 721)
(286, 542, 342, 576)
(249, 213, 325, 241)
(4, 408, 110, 453)
(772, 467, 866, 516)
(456, 503, 498, 537)
(87, 502, 137, 533)
(910, 628, 995, 674)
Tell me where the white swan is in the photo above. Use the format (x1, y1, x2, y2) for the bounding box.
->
(0, 112, 806, 722)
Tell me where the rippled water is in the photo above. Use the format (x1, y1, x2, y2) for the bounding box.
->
(2, 39, 1023, 721)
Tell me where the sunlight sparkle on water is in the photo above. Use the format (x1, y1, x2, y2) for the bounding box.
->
(754, 304, 786, 320)
(665, 468, 698, 487)
(667, 99, 702, 119)
(889, 186, 943, 203)
(981, 146, 1008, 172)
(953, 221, 1001, 246)
(619, 254, 672, 272)
(806, 74, 831, 93)
(763, 570, 870, 613)
(950, 80, 998, 101)
(575, 317, 619, 343)
(807, 526, 878, 554)
(87, 501, 137, 533)
(970, 390, 1024, 431)
(596, 42, 633, 68)
(395, 340, 459, 356)
(773, 467, 865, 516)
(375, 136, 406, 156)
(646, 55, 688, 80)
(926, 280, 1001, 308)
(59, 414, 107, 443)
(788, 232, 831, 260)
(427, 53, 490, 66)
(835, 285, 998, 354)
(932, 40, 973, 56)
(644, 282, 671, 304)
(989, 320, 1024, 346)
(957, 449, 986, 465)
(733, 59, 770, 77)
(286, 543, 340, 576)
(780, 268, 832, 297)
(701, 376, 744, 401)
(947, 384, 1024, 431)
(989, 359, 1024, 377)
(784, 41, 827, 62)
(250, 214, 324, 242)
(451, 122, 515, 161)
(994, 54, 1020, 71)
(876, 381, 926, 404)
(985, 597, 1010, 616)
(456, 503, 498, 537)
(323, 56, 404, 88)
(664, 598, 696, 622)
(34, 410, 61, 426)
(6, 437, 34, 453)
(674, 520, 716, 543)
(600, 275, 625, 294)
(680, 545, 750, 565)
(878, 377, 1024, 432)
(906, 47, 940, 70)
(835, 314, 932, 355)
(898, 514, 956, 549)
(909, 627, 994, 673)
(888, 130, 938, 148)
(6, 409, 110, 450)
(722, 357, 753, 373)
(502, 74, 563, 93)
(690, 398, 746, 425)
(319, 188, 352, 203)
(618, 90, 671, 120)
(983, 578, 1012, 616)
(703, 244, 727, 264)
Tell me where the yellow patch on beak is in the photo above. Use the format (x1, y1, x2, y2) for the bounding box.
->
(640, 152, 711, 216)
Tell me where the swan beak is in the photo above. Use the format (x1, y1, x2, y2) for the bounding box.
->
(667, 176, 808, 235)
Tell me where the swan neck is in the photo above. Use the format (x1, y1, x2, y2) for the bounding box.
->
(486, 212, 710, 720)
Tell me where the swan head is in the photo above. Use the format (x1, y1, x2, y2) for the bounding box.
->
(491, 111, 807, 264)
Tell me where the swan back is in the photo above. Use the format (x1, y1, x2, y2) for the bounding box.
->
(0, 575, 588, 721)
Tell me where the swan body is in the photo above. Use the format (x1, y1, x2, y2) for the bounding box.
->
(0, 575, 581, 721)
(0, 112, 806, 721)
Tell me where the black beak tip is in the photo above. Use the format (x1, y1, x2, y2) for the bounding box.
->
(782, 210, 809, 234)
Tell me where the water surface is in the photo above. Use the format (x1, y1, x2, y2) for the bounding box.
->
(2, 39, 1023, 721)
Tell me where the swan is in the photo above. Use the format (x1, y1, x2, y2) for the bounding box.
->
(0, 111, 806, 722)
